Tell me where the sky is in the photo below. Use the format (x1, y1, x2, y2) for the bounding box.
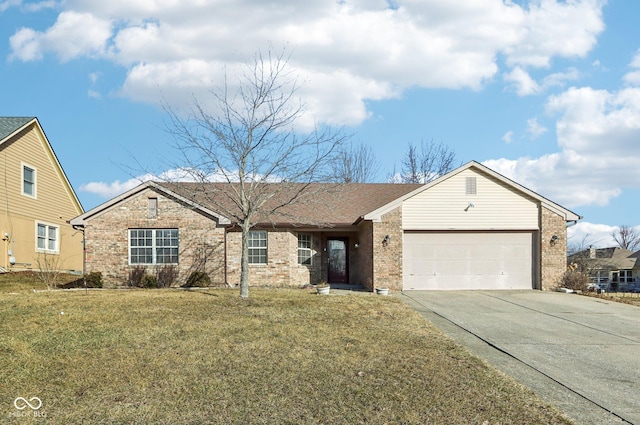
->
(1, 0, 639, 249)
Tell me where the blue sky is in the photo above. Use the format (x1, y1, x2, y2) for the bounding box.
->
(1, 0, 639, 248)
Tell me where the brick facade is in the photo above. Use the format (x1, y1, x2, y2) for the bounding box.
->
(81, 185, 571, 292)
(371, 207, 403, 291)
(540, 206, 568, 290)
(84, 189, 226, 287)
(225, 229, 323, 287)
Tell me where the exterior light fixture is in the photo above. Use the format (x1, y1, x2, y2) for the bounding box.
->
(551, 235, 559, 245)
(383, 235, 391, 246)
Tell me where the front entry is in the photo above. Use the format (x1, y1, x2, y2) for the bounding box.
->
(327, 238, 349, 284)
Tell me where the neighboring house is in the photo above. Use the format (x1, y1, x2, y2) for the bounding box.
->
(0, 117, 84, 273)
(568, 247, 640, 291)
(70, 161, 581, 291)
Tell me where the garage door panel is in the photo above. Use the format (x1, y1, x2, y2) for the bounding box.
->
(403, 232, 534, 290)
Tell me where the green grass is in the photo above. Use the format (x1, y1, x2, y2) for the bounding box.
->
(0, 283, 572, 424)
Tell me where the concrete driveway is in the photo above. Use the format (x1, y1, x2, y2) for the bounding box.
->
(401, 291, 640, 425)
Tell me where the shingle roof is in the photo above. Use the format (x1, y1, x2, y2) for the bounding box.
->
(0, 117, 35, 141)
(569, 247, 640, 270)
(157, 182, 423, 226)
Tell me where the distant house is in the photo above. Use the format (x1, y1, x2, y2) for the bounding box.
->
(0, 117, 84, 273)
(569, 247, 640, 291)
(70, 161, 580, 291)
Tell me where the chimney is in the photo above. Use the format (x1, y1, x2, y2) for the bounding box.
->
(589, 246, 596, 259)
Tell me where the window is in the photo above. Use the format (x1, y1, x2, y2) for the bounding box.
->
(465, 176, 477, 195)
(618, 270, 633, 284)
(129, 229, 178, 265)
(37, 223, 58, 252)
(248, 231, 267, 264)
(298, 233, 312, 265)
(23, 164, 36, 197)
(148, 198, 158, 219)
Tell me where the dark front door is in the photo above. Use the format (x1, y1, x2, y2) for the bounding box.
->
(327, 238, 348, 284)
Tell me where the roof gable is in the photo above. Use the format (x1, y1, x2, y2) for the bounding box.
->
(365, 161, 581, 222)
(0, 116, 83, 214)
(71, 181, 233, 226)
(0, 117, 36, 143)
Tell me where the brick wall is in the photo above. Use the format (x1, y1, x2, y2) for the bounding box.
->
(540, 206, 567, 290)
(371, 207, 403, 292)
(84, 188, 226, 287)
(225, 229, 322, 287)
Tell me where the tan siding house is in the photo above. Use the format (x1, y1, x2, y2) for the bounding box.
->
(71, 162, 580, 291)
(0, 117, 84, 273)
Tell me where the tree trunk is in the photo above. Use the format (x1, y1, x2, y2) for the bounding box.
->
(239, 223, 250, 299)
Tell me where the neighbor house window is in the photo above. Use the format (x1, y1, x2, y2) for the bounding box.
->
(248, 231, 267, 264)
(129, 229, 178, 265)
(22, 164, 36, 197)
(298, 233, 312, 265)
(618, 270, 633, 284)
(465, 176, 477, 195)
(36, 223, 58, 252)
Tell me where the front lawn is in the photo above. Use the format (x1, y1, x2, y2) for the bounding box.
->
(0, 286, 572, 424)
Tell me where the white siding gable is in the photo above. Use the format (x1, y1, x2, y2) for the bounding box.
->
(403, 169, 539, 230)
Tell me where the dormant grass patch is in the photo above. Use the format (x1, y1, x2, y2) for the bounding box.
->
(0, 284, 572, 424)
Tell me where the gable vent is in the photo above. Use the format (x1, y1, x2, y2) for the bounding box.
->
(465, 177, 477, 195)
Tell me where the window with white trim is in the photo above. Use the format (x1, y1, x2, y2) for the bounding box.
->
(37, 223, 58, 252)
(129, 229, 179, 265)
(248, 231, 267, 264)
(298, 233, 312, 265)
(23, 164, 36, 197)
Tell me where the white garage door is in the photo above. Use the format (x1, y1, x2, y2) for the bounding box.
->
(403, 232, 534, 290)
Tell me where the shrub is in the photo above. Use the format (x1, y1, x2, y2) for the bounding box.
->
(183, 271, 211, 288)
(128, 266, 146, 287)
(142, 274, 159, 289)
(560, 270, 589, 292)
(157, 265, 179, 288)
(85, 272, 103, 288)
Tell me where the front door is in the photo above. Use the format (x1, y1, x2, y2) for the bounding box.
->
(327, 238, 348, 284)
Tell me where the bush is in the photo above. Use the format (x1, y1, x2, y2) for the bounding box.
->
(183, 271, 211, 288)
(157, 265, 179, 288)
(85, 272, 103, 288)
(128, 266, 146, 288)
(142, 274, 159, 289)
(560, 270, 589, 292)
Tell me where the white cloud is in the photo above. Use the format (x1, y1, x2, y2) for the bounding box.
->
(504, 0, 605, 68)
(0, 0, 20, 13)
(8, 1, 607, 127)
(504, 66, 540, 95)
(567, 221, 618, 249)
(502, 130, 514, 144)
(79, 178, 143, 199)
(526, 117, 547, 139)
(504, 67, 580, 96)
(624, 49, 640, 86)
(484, 70, 640, 210)
(9, 11, 111, 62)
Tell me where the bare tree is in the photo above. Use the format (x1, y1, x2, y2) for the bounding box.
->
(400, 139, 457, 184)
(611, 225, 640, 251)
(332, 141, 381, 183)
(164, 49, 347, 298)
